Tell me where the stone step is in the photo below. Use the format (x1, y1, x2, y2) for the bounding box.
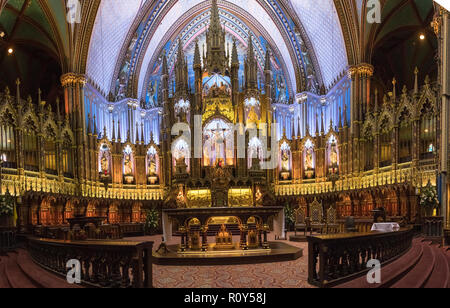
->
(335, 240, 423, 288)
(4, 252, 38, 288)
(17, 249, 82, 288)
(424, 245, 450, 288)
(0, 256, 12, 288)
(392, 242, 435, 288)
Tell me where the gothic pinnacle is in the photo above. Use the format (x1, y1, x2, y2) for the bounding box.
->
(247, 35, 255, 59)
(177, 38, 185, 65)
(231, 39, 239, 65)
(162, 53, 168, 76)
(265, 46, 271, 71)
(194, 40, 201, 67)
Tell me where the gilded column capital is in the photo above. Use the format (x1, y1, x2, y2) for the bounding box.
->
(432, 5, 449, 35)
(357, 63, 374, 77)
(61, 73, 87, 87)
(347, 66, 358, 79)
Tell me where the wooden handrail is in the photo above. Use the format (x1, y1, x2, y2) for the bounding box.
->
(28, 238, 154, 288)
(307, 228, 414, 288)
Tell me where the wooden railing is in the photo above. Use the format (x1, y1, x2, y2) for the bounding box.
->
(423, 216, 443, 239)
(119, 223, 144, 237)
(28, 238, 154, 288)
(308, 228, 414, 288)
(0, 227, 16, 252)
(336, 219, 373, 233)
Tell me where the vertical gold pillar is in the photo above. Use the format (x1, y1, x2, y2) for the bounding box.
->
(61, 73, 87, 192)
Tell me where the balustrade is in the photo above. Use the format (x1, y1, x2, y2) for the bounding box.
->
(423, 216, 443, 239)
(0, 227, 16, 252)
(307, 228, 413, 288)
(28, 238, 153, 288)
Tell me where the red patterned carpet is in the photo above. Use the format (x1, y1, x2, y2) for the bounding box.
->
(126, 233, 313, 288)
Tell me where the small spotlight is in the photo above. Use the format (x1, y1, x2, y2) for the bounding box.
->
(7, 48, 14, 54)
(419, 34, 425, 40)
(0, 32, 5, 38)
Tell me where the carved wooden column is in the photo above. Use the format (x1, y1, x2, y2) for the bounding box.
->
(393, 124, 399, 170)
(61, 73, 87, 191)
(201, 225, 208, 252)
(434, 4, 450, 229)
(374, 132, 380, 173)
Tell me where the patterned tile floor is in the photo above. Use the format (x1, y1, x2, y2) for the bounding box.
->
(126, 233, 314, 288)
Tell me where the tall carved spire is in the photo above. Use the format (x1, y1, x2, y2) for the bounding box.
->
(204, 0, 228, 74)
(112, 119, 116, 141)
(162, 53, 168, 76)
(194, 40, 202, 68)
(175, 39, 189, 96)
(136, 122, 140, 144)
(264, 46, 271, 72)
(231, 39, 239, 66)
(264, 46, 273, 99)
(118, 120, 122, 142)
(414, 67, 419, 95)
(210, 0, 221, 31)
(87, 113, 92, 134)
(245, 35, 258, 90)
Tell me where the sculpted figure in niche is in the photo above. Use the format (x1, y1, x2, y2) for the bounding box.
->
(124, 154, 133, 175)
(305, 148, 314, 171)
(148, 155, 157, 176)
(281, 150, 290, 172)
(101, 153, 109, 174)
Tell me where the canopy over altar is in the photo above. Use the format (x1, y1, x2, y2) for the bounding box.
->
(162, 206, 285, 244)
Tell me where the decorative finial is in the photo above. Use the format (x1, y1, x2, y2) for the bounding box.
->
(414, 67, 419, 95)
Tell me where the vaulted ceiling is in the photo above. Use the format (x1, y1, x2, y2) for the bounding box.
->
(0, 0, 439, 103)
(365, 0, 437, 92)
(0, 0, 70, 102)
(85, 0, 349, 101)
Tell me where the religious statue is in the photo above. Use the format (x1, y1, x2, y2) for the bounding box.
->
(281, 151, 290, 172)
(255, 187, 263, 207)
(305, 148, 314, 171)
(277, 75, 287, 103)
(147, 154, 158, 184)
(330, 144, 338, 166)
(100, 152, 109, 175)
(176, 186, 186, 208)
(247, 106, 259, 125)
(280, 150, 291, 180)
(124, 154, 133, 175)
(148, 156, 157, 176)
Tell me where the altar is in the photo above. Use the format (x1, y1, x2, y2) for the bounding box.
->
(162, 206, 285, 252)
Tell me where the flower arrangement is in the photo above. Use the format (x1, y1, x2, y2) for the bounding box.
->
(420, 182, 439, 215)
(144, 207, 160, 235)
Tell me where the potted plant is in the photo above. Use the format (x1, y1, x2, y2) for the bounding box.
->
(144, 208, 160, 235)
(420, 182, 440, 217)
(0, 194, 14, 227)
(284, 204, 296, 232)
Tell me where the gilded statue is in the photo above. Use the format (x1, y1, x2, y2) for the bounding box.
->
(247, 106, 259, 124)
(305, 148, 314, 171)
(330, 143, 338, 166)
(124, 154, 133, 175)
(148, 156, 157, 175)
(100, 152, 109, 174)
(281, 151, 290, 172)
